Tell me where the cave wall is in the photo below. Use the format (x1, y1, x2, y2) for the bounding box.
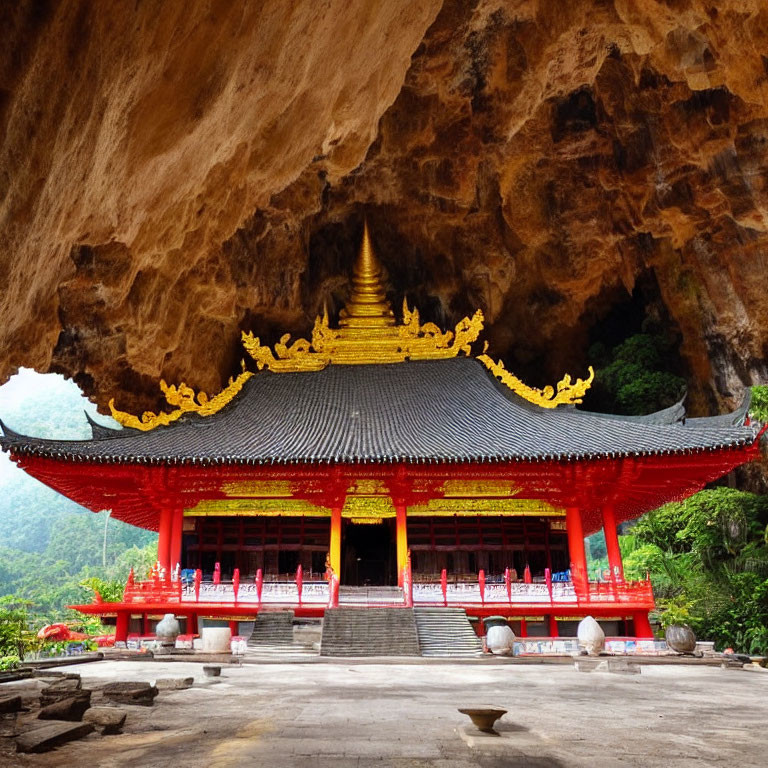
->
(1, 0, 768, 415)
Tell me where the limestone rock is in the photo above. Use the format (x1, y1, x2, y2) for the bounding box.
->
(37, 692, 91, 721)
(155, 613, 181, 643)
(2, 2, 768, 417)
(83, 706, 127, 734)
(16, 721, 94, 753)
(102, 681, 158, 707)
(577, 616, 606, 656)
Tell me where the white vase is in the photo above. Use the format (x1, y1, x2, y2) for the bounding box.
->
(486, 624, 515, 655)
(577, 616, 605, 656)
(155, 613, 181, 642)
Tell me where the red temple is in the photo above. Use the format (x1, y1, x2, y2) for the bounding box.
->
(1, 226, 761, 647)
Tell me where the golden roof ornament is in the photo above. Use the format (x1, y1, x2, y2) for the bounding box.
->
(242, 221, 484, 367)
(108, 223, 593, 430)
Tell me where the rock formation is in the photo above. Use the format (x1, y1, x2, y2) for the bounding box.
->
(1, 0, 767, 415)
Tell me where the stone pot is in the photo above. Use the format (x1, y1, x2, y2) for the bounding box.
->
(458, 706, 507, 733)
(155, 614, 181, 643)
(486, 624, 515, 656)
(665, 624, 696, 654)
(577, 616, 605, 656)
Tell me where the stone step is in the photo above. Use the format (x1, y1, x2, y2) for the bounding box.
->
(320, 608, 420, 657)
(247, 611, 295, 647)
(413, 608, 484, 657)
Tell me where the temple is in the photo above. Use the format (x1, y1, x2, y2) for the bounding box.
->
(1, 224, 762, 646)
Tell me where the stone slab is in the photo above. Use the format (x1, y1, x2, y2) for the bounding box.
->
(102, 681, 158, 706)
(155, 676, 194, 690)
(38, 692, 92, 721)
(83, 706, 127, 734)
(16, 721, 94, 753)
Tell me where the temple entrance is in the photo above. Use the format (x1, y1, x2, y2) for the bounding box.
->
(341, 520, 395, 586)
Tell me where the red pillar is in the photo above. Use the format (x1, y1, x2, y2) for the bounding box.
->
(157, 506, 173, 571)
(602, 505, 624, 582)
(633, 611, 654, 638)
(330, 504, 342, 577)
(548, 614, 558, 637)
(169, 507, 184, 572)
(565, 506, 587, 584)
(115, 612, 130, 643)
(396, 502, 408, 587)
(229, 620, 239, 637)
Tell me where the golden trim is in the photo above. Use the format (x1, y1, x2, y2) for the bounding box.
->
(109, 367, 253, 431)
(221, 481, 294, 498)
(478, 349, 594, 408)
(440, 480, 521, 498)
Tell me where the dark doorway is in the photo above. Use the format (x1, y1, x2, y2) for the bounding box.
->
(342, 520, 395, 586)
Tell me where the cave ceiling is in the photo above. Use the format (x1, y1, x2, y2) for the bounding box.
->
(1, 0, 768, 416)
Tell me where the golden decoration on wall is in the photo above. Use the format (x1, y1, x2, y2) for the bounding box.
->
(221, 481, 294, 498)
(342, 495, 395, 518)
(440, 480, 522, 498)
(185, 498, 330, 517)
(109, 365, 253, 431)
(407, 498, 564, 516)
(478, 344, 594, 409)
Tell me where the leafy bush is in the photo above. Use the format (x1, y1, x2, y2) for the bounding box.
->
(0, 655, 20, 671)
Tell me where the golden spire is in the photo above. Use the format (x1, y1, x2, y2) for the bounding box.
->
(338, 221, 395, 328)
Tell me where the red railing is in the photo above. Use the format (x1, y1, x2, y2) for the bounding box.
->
(116, 562, 653, 611)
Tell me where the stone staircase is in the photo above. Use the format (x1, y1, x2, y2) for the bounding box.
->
(247, 611, 318, 655)
(338, 585, 404, 605)
(413, 608, 485, 657)
(320, 608, 420, 656)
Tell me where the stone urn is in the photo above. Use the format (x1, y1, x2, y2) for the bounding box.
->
(577, 616, 605, 656)
(155, 614, 181, 644)
(486, 623, 515, 656)
(665, 624, 696, 654)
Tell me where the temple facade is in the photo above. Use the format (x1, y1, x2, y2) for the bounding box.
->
(1, 225, 761, 643)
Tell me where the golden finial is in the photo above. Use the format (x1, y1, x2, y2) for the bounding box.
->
(338, 220, 395, 328)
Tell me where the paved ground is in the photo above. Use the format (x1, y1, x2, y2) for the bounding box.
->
(1, 658, 767, 767)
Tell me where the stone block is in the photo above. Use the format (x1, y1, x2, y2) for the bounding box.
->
(40, 677, 82, 706)
(38, 691, 92, 721)
(16, 721, 94, 753)
(102, 681, 158, 706)
(203, 665, 221, 677)
(83, 706, 127, 734)
(155, 676, 194, 690)
(0, 694, 22, 713)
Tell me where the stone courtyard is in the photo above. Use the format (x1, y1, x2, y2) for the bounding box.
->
(1, 658, 767, 767)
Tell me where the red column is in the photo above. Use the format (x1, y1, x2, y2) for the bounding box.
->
(565, 506, 587, 584)
(157, 506, 173, 571)
(330, 504, 342, 577)
(169, 507, 184, 572)
(115, 612, 130, 643)
(602, 505, 624, 582)
(633, 611, 654, 638)
(548, 614, 559, 637)
(396, 502, 408, 587)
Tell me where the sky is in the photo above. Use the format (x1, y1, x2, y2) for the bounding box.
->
(0, 368, 119, 485)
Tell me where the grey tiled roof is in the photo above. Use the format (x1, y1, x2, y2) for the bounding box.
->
(0, 358, 757, 465)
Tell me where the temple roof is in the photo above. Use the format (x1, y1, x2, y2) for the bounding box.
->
(0, 357, 756, 466)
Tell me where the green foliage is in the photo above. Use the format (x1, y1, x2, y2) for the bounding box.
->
(751, 386, 768, 421)
(585, 333, 686, 415)
(79, 577, 126, 604)
(634, 488, 768, 653)
(0, 655, 21, 671)
(0, 595, 36, 659)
